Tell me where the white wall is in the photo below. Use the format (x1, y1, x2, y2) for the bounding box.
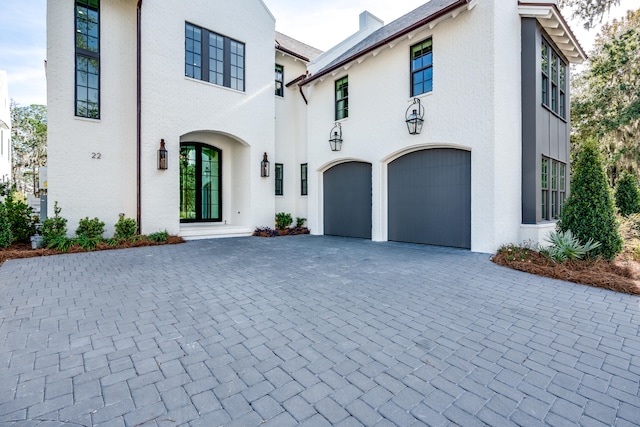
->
(0, 71, 10, 183)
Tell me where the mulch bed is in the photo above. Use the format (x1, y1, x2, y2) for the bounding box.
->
(252, 227, 310, 237)
(492, 250, 640, 296)
(0, 236, 185, 267)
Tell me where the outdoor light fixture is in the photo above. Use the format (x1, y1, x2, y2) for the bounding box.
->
(157, 139, 168, 170)
(405, 98, 425, 135)
(261, 152, 270, 177)
(329, 123, 343, 151)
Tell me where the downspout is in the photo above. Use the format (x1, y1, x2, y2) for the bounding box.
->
(136, 0, 142, 234)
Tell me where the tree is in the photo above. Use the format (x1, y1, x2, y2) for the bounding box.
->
(571, 9, 640, 184)
(10, 102, 47, 195)
(559, 0, 621, 29)
(558, 140, 622, 260)
(615, 171, 640, 215)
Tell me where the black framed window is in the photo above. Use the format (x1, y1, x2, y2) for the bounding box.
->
(275, 163, 283, 196)
(275, 64, 284, 97)
(301, 163, 308, 196)
(542, 157, 567, 220)
(335, 76, 348, 120)
(541, 39, 566, 118)
(75, 0, 100, 119)
(411, 38, 433, 97)
(185, 23, 245, 91)
(180, 143, 222, 222)
(541, 157, 549, 220)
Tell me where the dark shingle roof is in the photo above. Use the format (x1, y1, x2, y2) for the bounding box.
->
(275, 31, 324, 62)
(303, 0, 470, 84)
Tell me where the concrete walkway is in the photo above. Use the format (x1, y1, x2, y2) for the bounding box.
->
(0, 235, 638, 426)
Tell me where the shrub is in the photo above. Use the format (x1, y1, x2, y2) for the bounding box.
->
(558, 140, 622, 260)
(295, 217, 306, 228)
(76, 235, 101, 251)
(114, 216, 138, 239)
(0, 203, 13, 248)
(76, 217, 105, 239)
(148, 230, 168, 242)
(275, 212, 293, 230)
(41, 201, 68, 244)
(615, 171, 640, 216)
(543, 230, 601, 263)
(45, 236, 74, 252)
(4, 192, 37, 243)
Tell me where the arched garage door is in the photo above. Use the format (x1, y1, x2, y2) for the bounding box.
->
(388, 148, 471, 248)
(324, 162, 372, 239)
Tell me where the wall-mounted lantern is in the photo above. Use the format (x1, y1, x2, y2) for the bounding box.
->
(261, 152, 270, 177)
(158, 139, 168, 170)
(405, 98, 425, 135)
(329, 123, 343, 151)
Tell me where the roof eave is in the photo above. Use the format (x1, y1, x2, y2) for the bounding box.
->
(275, 45, 311, 63)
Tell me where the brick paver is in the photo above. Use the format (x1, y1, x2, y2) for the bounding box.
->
(0, 235, 639, 426)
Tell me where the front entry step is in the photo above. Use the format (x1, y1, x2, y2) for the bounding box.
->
(179, 223, 253, 240)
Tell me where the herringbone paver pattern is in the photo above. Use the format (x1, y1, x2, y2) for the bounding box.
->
(0, 236, 638, 426)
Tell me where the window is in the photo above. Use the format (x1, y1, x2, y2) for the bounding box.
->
(275, 164, 283, 196)
(301, 163, 308, 196)
(541, 158, 549, 220)
(275, 64, 284, 97)
(75, 0, 100, 119)
(180, 143, 221, 222)
(335, 77, 348, 120)
(411, 38, 433, 97)
(185, 23, 245, 91)
(541, 39, 566, 118)
(559, 162, 566, 217)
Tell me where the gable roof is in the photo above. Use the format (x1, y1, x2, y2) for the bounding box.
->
(302, 0, 472, 86)
(275, 31, 324, 63)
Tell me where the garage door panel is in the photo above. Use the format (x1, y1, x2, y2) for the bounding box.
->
(388, 149, 471, 248)
(324, 162, 372, 239)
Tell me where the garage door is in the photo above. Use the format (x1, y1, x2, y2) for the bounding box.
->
(324, 162, 372, 239)
(388, 149, 471, 248)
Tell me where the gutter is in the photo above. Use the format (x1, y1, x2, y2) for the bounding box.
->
(136, 0, 142, 234)
(301, 0, 470, 86)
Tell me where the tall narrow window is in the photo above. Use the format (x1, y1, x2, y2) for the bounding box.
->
(559, 65, 566, 119)
(185, 23, 245, 91)
(275, 164, 283, 196)
(551, 52, 558, 112)
(559, 163, 566, 216)
(75, 0, 100, 119)
(541, 157, 549, 220)
(541, 41, 549, 107)
(180, 143, 222, 222)
(301, 163, 308, 196)
(275, 64, 284, 97)
(411, 38, 433, 97)
(335, 77, 348, 120)
(551, 160, 558, 219)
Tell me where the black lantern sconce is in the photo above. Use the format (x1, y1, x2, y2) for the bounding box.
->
(329, 123, 343, 151)
(261, 152, 270, 177)
(157, 139, 168, 170)
(405, 98, 425, 135)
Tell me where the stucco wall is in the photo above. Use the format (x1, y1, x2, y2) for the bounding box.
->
(0, 70, 11, 183)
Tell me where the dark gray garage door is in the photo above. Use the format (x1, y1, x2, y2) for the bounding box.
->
(324, 162, 372, 239)
(388, 148, 471, 248)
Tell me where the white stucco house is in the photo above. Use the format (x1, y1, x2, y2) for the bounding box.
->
(46, 0, 586, 253)
(0, 70, 11, 184)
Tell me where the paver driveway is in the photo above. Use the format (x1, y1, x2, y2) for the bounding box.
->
(0, 235, 639, 426)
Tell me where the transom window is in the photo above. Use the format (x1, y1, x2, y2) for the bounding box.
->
(335, 77, 348, 120)
(75, 0, 100, 119)
(275, 64, 284, 97)
(180, 143, 222, 222)
(541, 39, 566, 118)
(411, 38, 433, 97)
(185, 23, 245, 91)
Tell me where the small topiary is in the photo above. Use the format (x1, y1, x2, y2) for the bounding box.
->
(0, 203, 14, 248)
(615, 171, 640, 216)
(114, 216, 138, 239)
(558, 140, 622, 260)
(76, 217, 105, 239)
(41, 201, 68, 244)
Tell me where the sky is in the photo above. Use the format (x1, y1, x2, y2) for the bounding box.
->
(0, 0, 637, 107)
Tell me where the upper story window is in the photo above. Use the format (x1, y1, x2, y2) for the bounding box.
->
(185, 23, 245, 91)
(411, 38, 433, 97)
(335, 76, 348, 120)
(75, 0, 100, 119)
(541, 39, 566, 119)
(275, 64, 284, 97)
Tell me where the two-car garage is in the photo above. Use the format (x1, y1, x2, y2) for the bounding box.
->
(323, 148, 471, 249)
